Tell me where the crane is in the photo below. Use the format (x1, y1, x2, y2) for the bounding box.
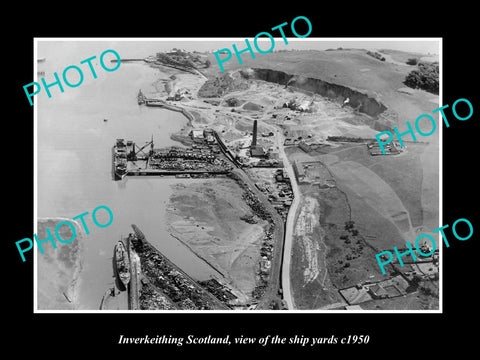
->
(127, 135, 154, 162)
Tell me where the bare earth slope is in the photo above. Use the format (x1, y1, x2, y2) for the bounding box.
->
(166, 179, 266, 302)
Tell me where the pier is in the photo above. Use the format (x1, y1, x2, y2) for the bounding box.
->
(144, 100, 195, 123)
(111, 58, 145, 62)
(126, 169, 229, 177)
(113, 129, 234, 181)
(137, 89, 195, 123)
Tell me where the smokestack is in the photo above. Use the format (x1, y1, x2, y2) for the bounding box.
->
(252, 120, 257, 147)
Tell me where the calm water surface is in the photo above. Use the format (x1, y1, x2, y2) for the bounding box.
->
(37, 41, 215, 310)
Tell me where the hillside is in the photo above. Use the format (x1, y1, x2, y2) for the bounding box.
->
(204, 48, 439, 125)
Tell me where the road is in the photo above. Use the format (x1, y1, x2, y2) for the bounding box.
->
(275, 131, 301, 310)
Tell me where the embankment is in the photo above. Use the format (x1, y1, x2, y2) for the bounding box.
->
(146, 100, 194, 125)
(111, 59, 145, 62)
(249, 68, 388, 117)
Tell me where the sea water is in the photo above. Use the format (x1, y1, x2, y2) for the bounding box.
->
(36, 41, 215, 310)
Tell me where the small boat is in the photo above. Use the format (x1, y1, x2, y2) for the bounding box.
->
(37, 57, 46, 62)
(137, 89, 146, 105)
(104, 118, 108, 122)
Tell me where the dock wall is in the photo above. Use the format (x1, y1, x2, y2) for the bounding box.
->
(126, 170, 229, 177)
(145, 100, 195, 125)
(111, 59, 145, 62)
(129, 225, 230, 310)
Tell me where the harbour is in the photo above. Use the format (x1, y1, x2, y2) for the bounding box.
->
(36, 42, 218, 310)
(112, 130, 233, 181)
(37, 45, 291, 310)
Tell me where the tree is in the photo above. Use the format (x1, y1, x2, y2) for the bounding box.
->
(420, 286, 434, 296)
(204, 59, 211, 68)
(406, 274, 422, 292)
(404, 62, 439, 94)
(344, 220, 355, 231)
(406, 58, 418, 65)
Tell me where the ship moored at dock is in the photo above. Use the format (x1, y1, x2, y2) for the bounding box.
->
(114, 239, 131, 291)
(113, 139, 127, 180)
(111, 135, 233, 181)
(137, 89, 146, 105)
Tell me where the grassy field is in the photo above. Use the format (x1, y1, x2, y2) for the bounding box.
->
(316, 187, 351, 225)
(324, 223, 386, 289)
(286, 147, 391, 308)
(319, 144, 426, 230)
(205, 48, 439, 122)
(379, 49, 439, 64)
(207, 48, 409, 93)
(328, 160, 412, 230)
(334, 182, 406, 249)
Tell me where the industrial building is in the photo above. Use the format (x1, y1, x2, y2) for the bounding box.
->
(250, 120, 267, 158)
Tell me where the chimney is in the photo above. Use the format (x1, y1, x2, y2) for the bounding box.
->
(252, 120, 258, 147)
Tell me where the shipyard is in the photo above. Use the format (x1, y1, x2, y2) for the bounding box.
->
(37, 41, 440, 312)
(106, 72, 299, 309)
(112, 130, 233, 181)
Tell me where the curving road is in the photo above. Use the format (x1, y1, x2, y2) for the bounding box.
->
(275, 131, 302, 310)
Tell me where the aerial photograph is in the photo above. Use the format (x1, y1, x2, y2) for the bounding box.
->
(35, 38, 440, 311)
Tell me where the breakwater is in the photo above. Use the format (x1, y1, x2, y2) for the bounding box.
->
(147, 61, 198, 74)
(111, 59, 145, 62)
(144, 100, 195, 125)
(126, 170, 229, 177)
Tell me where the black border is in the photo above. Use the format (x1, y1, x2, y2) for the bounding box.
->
(6, 6, 478, 355)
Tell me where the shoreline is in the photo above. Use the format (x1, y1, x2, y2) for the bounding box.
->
(36, 217, 85, 310)
(145, 100, 195, 125)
